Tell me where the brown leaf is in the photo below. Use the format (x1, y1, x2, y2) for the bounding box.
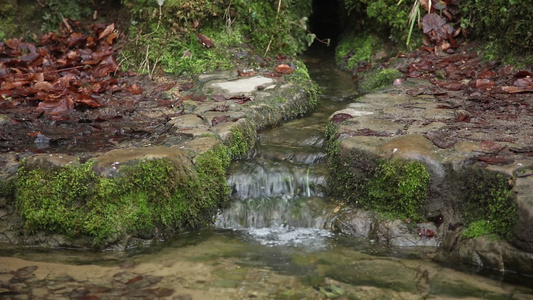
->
(212, 94, 226, 102)
(106, 32, 118, 45)
(211, 116, 229, 126)
(98, 23, 115, 40)
(501, 86, 533, 93)
(275, 64, 294, 74)
(76, 94, 101, 108)
(210, 105, 229, 112)
(67, 32, 85, 48)
(475, 79, 495, 91)
(126, 84, 142, 95)
(94, 55, 118, 77)
(456, 112, 470, 122)
(433, 80, 464, 91)
(36, 97, 75, 115)
(331, 113, 353, 124)
(422, 13, 451, 43)
(238, 70, 257, 77)
(195, 32, 214, 48)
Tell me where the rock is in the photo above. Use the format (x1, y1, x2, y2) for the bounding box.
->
(23, 154, 79, 171)
(204, 76, 275, 96)
(380, 134, 444, 177)
(92, 146, 192, 178)
(512, 171, 533, 252)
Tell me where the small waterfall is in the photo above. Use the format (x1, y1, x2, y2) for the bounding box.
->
(226, 160, 328, 199)
(216, 158, 334, 247)
(214, 86, 349, 248)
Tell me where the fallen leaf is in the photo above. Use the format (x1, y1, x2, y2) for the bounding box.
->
(98, 23, 115, 40)
(475, 79, 495, 91)
(275, 64, 293, 74)
(212, 94, 226, 102)
(126, 84, 142, 95)
(36, 97, 75, 115)
(195, 32, 214, 48)
(331, 113, 353, 124)
(211, 116, 229, 126)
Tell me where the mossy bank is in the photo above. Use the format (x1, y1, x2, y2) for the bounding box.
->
(8, 142, 228, 249)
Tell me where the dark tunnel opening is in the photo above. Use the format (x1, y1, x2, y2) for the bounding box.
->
(308, 0, 343, 49)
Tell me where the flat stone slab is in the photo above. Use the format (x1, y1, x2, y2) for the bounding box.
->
(204, 76, 275, 96)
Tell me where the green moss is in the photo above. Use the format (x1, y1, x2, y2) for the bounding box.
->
(122, 0, 314, 75)
(327, 134, 430, 221)
(286, 60, 321, 110)
(335, 33, 383, 70)
(358, 68, 403, 93)
(226, 121, 257, 160)
(15, 147, 231, 246)
(456, 169, 516, 241)
(366, 159, 430, 221)
(461, 220, 498, 240)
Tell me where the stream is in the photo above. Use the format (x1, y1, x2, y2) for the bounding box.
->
(1, 50, 532, 299)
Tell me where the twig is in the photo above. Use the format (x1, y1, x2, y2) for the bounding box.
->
(264, 0, 283, 57)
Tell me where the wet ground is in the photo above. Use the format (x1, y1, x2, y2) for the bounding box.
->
(2, 230, 533, 300)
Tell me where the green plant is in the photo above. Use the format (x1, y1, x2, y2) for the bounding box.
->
(40, 0, 91, 33)
(461, 0, 532, 53)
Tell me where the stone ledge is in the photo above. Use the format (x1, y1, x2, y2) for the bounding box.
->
(326, 79, 533, 274)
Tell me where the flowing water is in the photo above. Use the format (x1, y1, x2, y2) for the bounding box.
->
(1, 50, 533, 299)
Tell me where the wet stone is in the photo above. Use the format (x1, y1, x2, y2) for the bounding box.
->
(12, 266, 38, 278)
(30, 287, 49, 298)
(112, 271, 139, 284)
(69, 287, 90, 298)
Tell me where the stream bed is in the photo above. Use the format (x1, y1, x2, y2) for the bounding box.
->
(1, 51, 532, 299)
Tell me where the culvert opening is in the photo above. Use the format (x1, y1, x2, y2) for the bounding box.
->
(308, 0, 342, 48)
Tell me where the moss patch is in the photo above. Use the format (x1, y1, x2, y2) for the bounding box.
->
(357, 68, 403, 93)
(335, 33, 385, 71)
(15, 146, 230, 247)
(226, 121, 257, 160)
(284, 60, 321, 112)
(327, 128, 430, 222)
(455, 168, 516, 241)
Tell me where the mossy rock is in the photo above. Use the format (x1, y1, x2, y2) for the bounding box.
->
(327, 124, 430, 222)
(357, 68, 403, 93)
(15, 145, 231, 248)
